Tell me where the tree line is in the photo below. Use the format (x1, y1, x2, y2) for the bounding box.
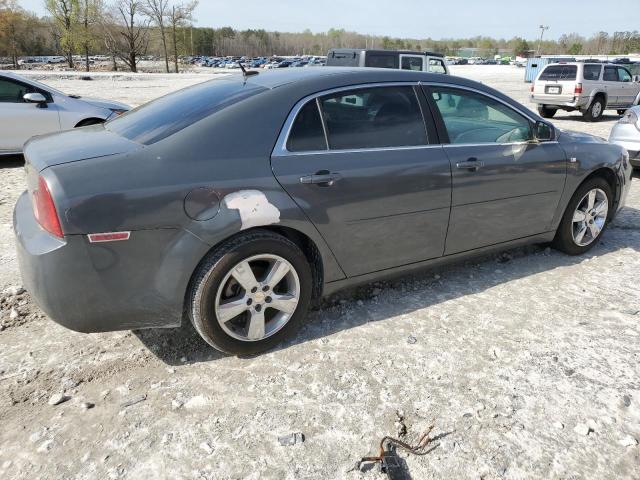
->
(1, 1, 639, 73)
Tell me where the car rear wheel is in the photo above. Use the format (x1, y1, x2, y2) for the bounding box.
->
(552, 177, 612, 255)
(537, 105, 557, 118)
(188, 230, 313, 355)
(582, 97, 604, 122)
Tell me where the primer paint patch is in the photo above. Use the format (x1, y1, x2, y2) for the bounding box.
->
(224, 190, 281, 230)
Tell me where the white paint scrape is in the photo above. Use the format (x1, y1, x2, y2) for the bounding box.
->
(224, 190, 280, 230)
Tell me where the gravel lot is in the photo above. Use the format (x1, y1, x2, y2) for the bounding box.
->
(1, 65, 639, 480)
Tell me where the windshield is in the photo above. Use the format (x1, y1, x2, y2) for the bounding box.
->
(106, 79, 266, 145)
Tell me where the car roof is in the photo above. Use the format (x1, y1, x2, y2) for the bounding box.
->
(240, 66, 451, 90)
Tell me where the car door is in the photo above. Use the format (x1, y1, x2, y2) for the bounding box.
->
(423, 85, 567, 255)
(616, 67, 637, 106)
(271, 84, 452, 277)
(0, 77, 60, 152)
(603, 66, 622, 106)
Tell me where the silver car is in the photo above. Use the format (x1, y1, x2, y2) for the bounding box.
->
(609, 105, 640, 168)
(0, 71, 130, 156)
(530, 62, 640, 121)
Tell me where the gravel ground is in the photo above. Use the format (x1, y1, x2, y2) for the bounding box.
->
(1, 65, 639, 480)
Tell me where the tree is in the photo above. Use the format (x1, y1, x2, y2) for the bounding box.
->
(45, 0, 81, 68)
(511, 37, 530, 57)
(142, 0, 169, 72)
(78, 0, 104, 71)
(0, 0, 22, 67)
(103, 0, 148, 72)
(568, 42, 582, 55)
(167, 1, 196, 73)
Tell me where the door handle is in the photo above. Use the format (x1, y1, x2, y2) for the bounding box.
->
(299, 170, 342, 186)
(456, 158, 484, 170)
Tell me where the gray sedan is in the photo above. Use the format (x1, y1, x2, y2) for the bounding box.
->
(14, 68, 633, 355)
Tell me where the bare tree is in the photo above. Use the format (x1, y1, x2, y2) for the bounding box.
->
(45, 0, 81, 68)
(78, 0, 103, 71)
(142, 0, 169, 72)
(103, 0, 148, 72)
(167, 0, 196, 73)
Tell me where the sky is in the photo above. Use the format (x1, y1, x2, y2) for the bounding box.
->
(17, 0, 637, 40)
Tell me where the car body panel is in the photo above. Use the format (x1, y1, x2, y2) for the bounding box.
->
(609, 106, 640, 167)
(13, 67, 633, 334)
(441, 141, 567, 254)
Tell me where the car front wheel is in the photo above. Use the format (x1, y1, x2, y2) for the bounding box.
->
(552, 177, 612, 255)
(188, 230, 313, 355)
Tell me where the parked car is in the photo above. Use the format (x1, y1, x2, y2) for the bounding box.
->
(609, 105, 640, 168)
(530, 62, 640, 121)
(327, 48, 449, 74)
(0, 72, 130, 156)
(14, 67, 632, 355)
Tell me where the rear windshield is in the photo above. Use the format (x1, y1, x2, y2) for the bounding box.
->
(106, 80, 266, 145)
(539, 65, 577, 81)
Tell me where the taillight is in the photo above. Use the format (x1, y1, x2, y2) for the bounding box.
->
(574, 83, 583, 94)
(530, 83, 535, 92)
(32, 176, 63, 238)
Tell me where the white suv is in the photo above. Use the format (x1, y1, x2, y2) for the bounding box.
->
(530, 62, 640, 121)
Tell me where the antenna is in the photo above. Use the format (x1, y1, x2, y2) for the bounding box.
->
(239, 62, 259, 79)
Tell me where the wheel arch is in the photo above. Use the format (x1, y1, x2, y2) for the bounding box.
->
(74, 117, 105, 128)
(183, 226, 326, 316)
(589, 90, 607, 107)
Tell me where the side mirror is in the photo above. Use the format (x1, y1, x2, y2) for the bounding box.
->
(534, 121, 554, 141)
(633, 75, 640, 83)
(24, 92, 47, 105)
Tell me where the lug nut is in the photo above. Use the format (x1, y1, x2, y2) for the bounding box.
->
(255, 305, 262, 312)
(246, 298, 253, 306)
(265, 296, 272, 303)
(262, 285, 270, 292)
(251, 287, 258, 293)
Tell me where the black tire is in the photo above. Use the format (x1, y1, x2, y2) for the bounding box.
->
(582, 97, 605, 122)
(552, 177, 613, 255)
(537, 105, 557, 118)
(188, 230, 313, 355)
(617, 109, 626, 116)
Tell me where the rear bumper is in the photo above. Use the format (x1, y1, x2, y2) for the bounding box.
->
(14, 191, 210, 333)
(530, 94, 589, 109)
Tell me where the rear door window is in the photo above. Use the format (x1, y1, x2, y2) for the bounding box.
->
(539, 65, 577, 81)
(318, 86, 428, 150)
(401, 56, 424, 71)
(287, 100, 327, 152)
(583, 65, 601, 81)
(364, 53, 398, 69)
(603, 66, 619, 81)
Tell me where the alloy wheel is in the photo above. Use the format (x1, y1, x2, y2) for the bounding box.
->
(214, 254, 300, 342)
(572, 188, 608, 246)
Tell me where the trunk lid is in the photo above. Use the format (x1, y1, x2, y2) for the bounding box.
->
(23, 124, 141, 173)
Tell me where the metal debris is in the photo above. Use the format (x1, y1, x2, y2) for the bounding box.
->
(278, 432, 305, 446)
(120, 394, 147, 409)
(358, 426, 437, 479)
